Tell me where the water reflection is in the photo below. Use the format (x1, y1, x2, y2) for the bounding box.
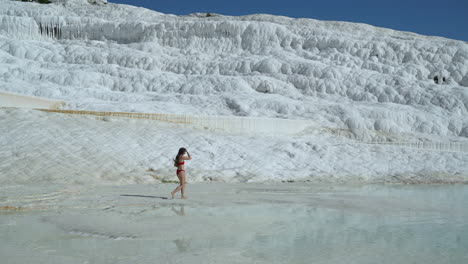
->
(171, 206, 185, 216)
(173, 238, 191, 252)
(1, 185, 467, 264)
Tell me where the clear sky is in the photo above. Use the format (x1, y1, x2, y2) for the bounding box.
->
(110, 0, 468, 42)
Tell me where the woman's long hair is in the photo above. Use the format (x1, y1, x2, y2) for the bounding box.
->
(173, 147, 187, 167)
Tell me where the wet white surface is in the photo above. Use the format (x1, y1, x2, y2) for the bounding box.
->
(1, 183, 467, 263)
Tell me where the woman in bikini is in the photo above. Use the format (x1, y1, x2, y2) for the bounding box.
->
(171, 147, 191, 199)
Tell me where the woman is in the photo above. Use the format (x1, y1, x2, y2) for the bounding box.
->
(171, 147, 191, 199)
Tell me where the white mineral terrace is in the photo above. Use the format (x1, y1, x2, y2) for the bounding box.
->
(1, 1, 468, 263)
(1, 0, 467, 183)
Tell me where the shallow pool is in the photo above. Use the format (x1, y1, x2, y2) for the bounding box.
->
(1, 184, 467, 263)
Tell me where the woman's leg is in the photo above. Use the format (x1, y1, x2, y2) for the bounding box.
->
(171, 173, 181, 199)
(171, 171, 186, 199)
(180, 173, 187, 199)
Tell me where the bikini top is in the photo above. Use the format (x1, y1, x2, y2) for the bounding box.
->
(178, 161, 185, 166)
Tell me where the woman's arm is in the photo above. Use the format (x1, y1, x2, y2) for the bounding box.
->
(184, 151, 192, 160)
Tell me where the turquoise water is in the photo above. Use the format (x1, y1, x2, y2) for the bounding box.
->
(0, 184, 467, 263)
(208, 185, 468, 264)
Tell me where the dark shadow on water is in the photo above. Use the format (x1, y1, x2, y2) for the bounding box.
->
(121, 194, 168, 200)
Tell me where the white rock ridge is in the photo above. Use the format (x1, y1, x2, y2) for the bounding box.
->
(1, 0, 467, 139)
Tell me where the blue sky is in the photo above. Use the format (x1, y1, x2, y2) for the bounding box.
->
(110, 0, 468, 41)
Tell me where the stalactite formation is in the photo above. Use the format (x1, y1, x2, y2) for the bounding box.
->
(38, 22, 61, 39)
